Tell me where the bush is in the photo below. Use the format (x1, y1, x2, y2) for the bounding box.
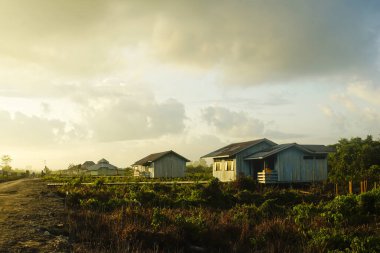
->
(201, 178, 233, 208)
(308, 228, 351, 252)
(235, 190, 263, 205)
(233, 176, 257, 191)
(350, 236, 380, 253)
(359, 188, 380, 215)
(322, 194, 360, 226)
(292, 203, 319, 234)
(259, 199, 287, 218)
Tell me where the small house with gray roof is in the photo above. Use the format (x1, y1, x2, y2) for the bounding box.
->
(133, 150, 190, 178)
(86, 158, 119, 176)
(203, 138, 333, 183)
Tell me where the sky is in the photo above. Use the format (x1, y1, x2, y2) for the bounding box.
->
(1, 0, 380, 170)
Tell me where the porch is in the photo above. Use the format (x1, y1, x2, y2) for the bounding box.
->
(245, 155, 278, 183)
(257, 170, 278, 184)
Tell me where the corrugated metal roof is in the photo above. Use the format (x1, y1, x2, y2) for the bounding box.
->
(245, 144, 296, 159)
(245, 143, 333, 160)
(202, 138, 277, 158)
(98, 158, 109, 164)
(88, 163, 118, 171)
(133, 150, 190, 166)
(82, 161, 95, 167)
(300, 145, 335, 153)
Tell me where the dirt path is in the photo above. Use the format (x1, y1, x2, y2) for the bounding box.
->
(0, 178, 71, 253)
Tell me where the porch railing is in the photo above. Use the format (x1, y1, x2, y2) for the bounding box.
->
(257, 170, 278, 184)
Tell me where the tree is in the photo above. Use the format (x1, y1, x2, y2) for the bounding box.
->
(1, 155, 12, 172)
(43, 166, 51, 175)
(328, 136, 380, 193)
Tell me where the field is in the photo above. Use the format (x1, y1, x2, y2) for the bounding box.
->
(47, 176, 380, 253)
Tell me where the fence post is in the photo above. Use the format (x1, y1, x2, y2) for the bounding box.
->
(349, 181, 353, 194)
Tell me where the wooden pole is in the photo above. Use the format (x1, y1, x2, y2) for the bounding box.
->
(360, 181, 363, 194)
(349, 181, 353, 194)
(335, 183, 339, 196)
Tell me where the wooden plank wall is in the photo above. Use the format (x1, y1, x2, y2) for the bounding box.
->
(276, 148, 327, 182)
(153, 153, 186, 178)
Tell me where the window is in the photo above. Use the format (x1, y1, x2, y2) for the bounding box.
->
(226, 160, 234, 171)
(303, 155, 326, 160)
(215, 162, 221, 171)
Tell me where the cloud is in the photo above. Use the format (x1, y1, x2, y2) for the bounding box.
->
(201, 106, 310, 141)
(0, 0, 379, 87)
(201, 106, 265, 138)
(322, 81, 380, 135)
(347, 81, 380, 105)
(86, 98, 186, 142)
(69, 84, 187, 142)
(0, 110, 69, 146)
(0, 82, 187, 144)
(321, 105, 349, 130)
(150, 0, 380, 84)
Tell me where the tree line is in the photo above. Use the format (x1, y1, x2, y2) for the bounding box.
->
(329, 135, 380, 194)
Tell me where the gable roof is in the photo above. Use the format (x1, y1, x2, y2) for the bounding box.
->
(300, 145, 335, 153)
(98, 158, 109, 164)
(245, 143, 332, 160)
(202, 138, 277, 158)
(133, 150, 190, 166)
(82, 161, 95, 167)
(88, 163, 118, 171)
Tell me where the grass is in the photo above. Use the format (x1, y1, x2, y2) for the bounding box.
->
(46, 177, 380, 252)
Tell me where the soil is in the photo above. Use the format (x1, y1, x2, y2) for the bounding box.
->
(0, 178, 71, 253)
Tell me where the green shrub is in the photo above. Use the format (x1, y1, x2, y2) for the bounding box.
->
(292, 203, 318, 234)
(359, 188, 380, 215)
(263, 189, 302, 206)
(135, 190, 159, 206)
(322, 194, 360, 225)
(235, 190, 263, 205)
(308, 228, 351, 252)
(201, 178, 233, 208)
(233, 176, 257, 191)
(230, 204, 262, 225)
(350, 236, 380, 253)
(151, 208, 169, 230)
(94, 177, 106, 188)
(259, 199, 287, 218)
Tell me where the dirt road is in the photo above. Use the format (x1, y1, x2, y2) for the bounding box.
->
(0, 178, 71, 253)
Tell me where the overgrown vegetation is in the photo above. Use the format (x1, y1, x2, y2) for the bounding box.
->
(185, 158, 212, 180)
(329, 135, 380, 194)
(45, 136, 380, 252)
(54, 176, 380, 252)
(0, 154, 30, 182)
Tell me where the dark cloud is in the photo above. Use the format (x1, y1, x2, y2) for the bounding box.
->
(0, 0, 379, 85)
(150, 0, 380, 84)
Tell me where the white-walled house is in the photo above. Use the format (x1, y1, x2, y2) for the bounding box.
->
(133, 150, 189, 178)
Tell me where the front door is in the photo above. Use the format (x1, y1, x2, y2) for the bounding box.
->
(250, 160, 264, 180)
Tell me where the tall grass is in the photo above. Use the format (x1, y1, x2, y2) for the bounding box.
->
(55, 178, 380, 252)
